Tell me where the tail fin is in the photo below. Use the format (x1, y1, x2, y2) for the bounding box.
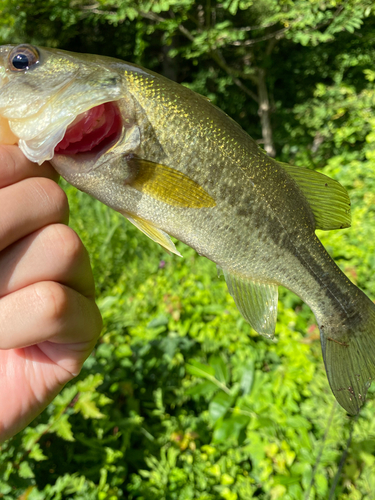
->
(320, 299, 375, 414)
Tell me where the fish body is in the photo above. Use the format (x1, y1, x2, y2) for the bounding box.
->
(0, 44, 374, 414)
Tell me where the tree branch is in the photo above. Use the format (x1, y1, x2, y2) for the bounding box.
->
(140, 10, 196, 41)
(140, 8, 277, 154)
(257, 67, 276, 156)
(209, 50, 259, 102)
(140, 11, 260, 103)
(231, 27, 288, 46)
(239, 20, 280, 32)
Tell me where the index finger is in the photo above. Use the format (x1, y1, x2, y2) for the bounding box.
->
(0, 146, 59, 188)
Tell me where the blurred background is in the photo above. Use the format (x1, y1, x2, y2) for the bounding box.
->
(1, 1, 375, 498)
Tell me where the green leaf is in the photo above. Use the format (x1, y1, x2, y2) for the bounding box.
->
(240, 361, 255, 395)
(274, 475, 301, 486)
(53, 385, 78, 407)
(19, 461, 34, 479)
(0, 482, 12, 495)
(50, 414, 75, 442)
(22, 424, 49, 451)
(28, 443, 48, 461)
(209, 355, 229, 384)
(186, 360, 215, 378)
(315, 472, 328, 495)
(186, 380, 218, 397)
(212, 413, 250, 443)
(75, 393, 105, 419)
(77, 373, 104, 392)
(209, 392, 234, 423)
(147, 315, 169, 328)
(115, 344, 132, 357)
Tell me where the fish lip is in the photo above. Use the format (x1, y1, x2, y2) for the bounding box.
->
(5, 75, 122, 163)
(1, 75, 80, 163)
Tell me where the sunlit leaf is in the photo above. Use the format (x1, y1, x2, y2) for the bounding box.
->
(209, 392, 234, 423)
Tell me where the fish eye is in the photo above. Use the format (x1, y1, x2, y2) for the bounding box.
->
(8, 45, 40, 72)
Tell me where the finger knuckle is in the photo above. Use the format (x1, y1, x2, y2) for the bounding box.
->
(34, 282, 70, 325)
(49, 224, 84, 264)
(32, 178, 69, 223)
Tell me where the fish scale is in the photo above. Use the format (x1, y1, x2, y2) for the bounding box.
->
(0, 44, 374, 414)
(115, 70, 375, 368)
(125, 70, 317, 276)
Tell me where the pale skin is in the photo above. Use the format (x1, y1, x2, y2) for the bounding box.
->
(0, 146, 103, 443)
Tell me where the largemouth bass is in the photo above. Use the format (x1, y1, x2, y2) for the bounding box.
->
(0, 44, 374, 415)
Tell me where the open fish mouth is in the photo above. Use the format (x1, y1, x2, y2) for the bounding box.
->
(0, 44, 123, 163)
(54, 101, 122, 156)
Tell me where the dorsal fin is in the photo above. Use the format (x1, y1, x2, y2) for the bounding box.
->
(280, 162, 351, 231)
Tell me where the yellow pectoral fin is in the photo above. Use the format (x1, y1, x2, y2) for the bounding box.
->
(126, 213, 182, 257)
(126, 156, 216, 208)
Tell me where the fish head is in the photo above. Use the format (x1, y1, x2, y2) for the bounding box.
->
(0, 43, 213, 220)
(0, 44, 132, 168)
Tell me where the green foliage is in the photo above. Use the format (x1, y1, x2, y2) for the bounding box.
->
(2, 1, 375, 499)
(2, 177, 375, 498)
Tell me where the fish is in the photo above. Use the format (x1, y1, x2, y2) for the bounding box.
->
(0, 43, 374, 415)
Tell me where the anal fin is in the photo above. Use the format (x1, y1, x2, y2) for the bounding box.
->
(126, 213, 182, 257)
(224, 270, 278, 339)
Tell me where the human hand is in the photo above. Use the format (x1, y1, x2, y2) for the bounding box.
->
(0, 146, 102, 442)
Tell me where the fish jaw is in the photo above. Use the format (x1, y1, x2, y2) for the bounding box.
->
(0, 45, 123, 164)
(50, 94, 140, 181)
